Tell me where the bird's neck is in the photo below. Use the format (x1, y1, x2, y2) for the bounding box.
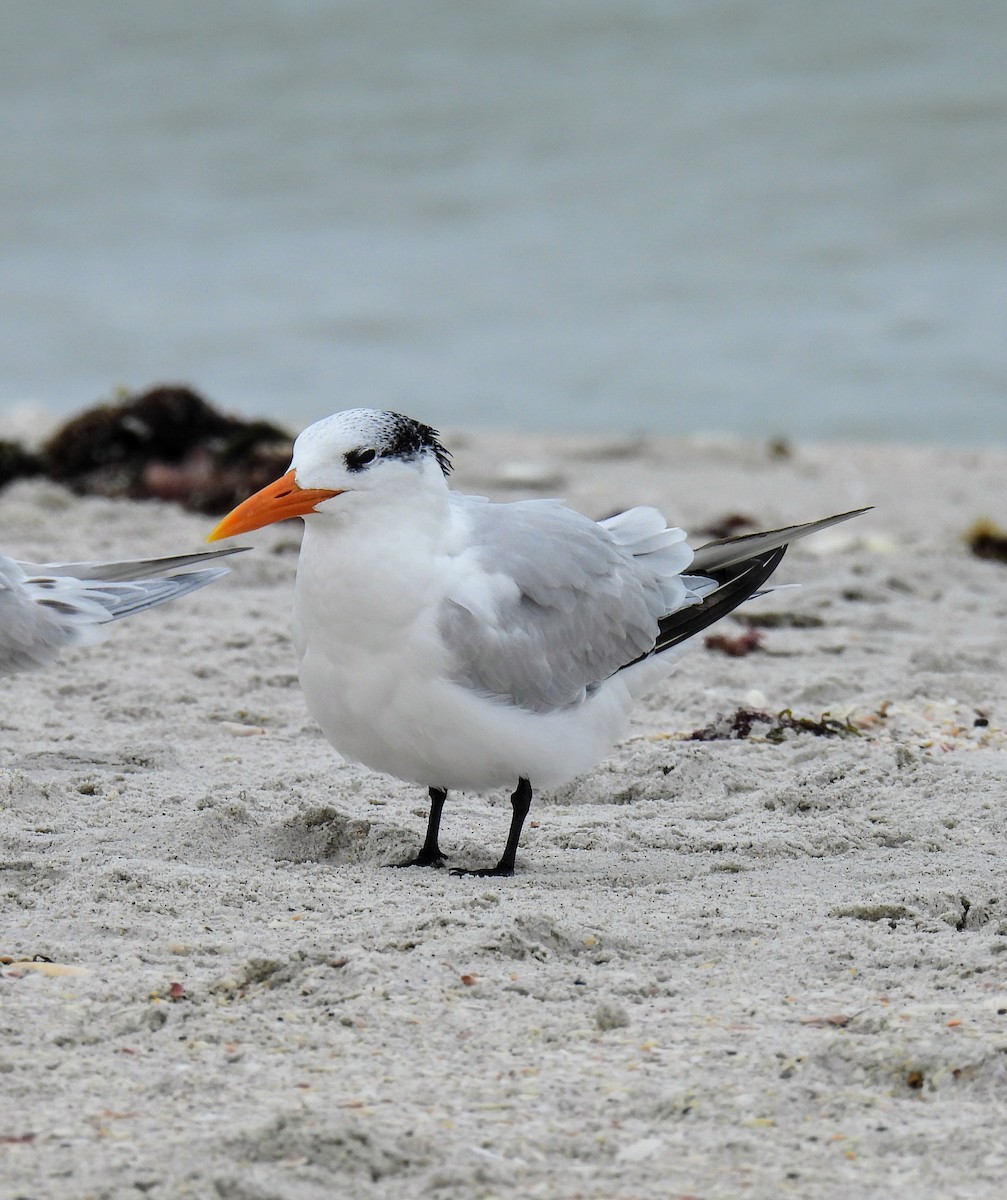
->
(294, 485, 453, 645)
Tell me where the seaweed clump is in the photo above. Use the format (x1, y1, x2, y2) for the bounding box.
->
(704, 626, 764, 657)
(689, 708, 860, 743)
(0, 440, 43, 489)
(38, 385, 293, 515)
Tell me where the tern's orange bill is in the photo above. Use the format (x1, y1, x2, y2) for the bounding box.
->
(207, 469, 343, 541)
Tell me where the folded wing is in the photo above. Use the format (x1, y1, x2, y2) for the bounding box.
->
(439, 497, 708, 712)
(439, 500, 868, 712)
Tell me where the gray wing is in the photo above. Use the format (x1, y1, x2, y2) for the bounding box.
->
(0, 547, 244, 676)
(437, 501, 871, 712)
(438, 497, 704, 712)
(16, 546, 246, 582)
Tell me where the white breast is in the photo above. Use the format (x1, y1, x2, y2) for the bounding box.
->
(291, 509, 644, 791)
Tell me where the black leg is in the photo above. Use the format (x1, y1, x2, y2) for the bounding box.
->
(393, 787, 448, 868)
(450, 778, 532, 878)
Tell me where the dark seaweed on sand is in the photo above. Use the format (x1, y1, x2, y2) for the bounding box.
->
(689, 708, 860, 742)
(966, 519, 1007, 565)
(1, 385, 295, 516)
(0, 440, 43, 489)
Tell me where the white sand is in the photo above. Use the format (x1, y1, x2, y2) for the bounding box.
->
(2, 433, 1006, 1199)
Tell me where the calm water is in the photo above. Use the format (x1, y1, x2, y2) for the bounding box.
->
(3, 0, 1005, 444)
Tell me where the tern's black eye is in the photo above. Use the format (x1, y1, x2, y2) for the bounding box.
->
(345, 447, 378, 471)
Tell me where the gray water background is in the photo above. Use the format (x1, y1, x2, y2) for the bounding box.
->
(3, 1, 1005, 444)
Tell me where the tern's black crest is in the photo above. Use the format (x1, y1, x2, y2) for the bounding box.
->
(381, 412, 453, 476)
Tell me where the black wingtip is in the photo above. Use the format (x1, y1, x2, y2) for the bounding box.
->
(619, 545, 790, 671)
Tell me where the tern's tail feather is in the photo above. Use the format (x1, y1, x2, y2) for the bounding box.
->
(631, 507, 870, 662)
(688, 508, 870, 574)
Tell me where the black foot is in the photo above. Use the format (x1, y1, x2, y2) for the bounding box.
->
(391, 787, 449, 869)
(392, 848, 446, 869)
(447, 778, 532, 878)
(449, 864, 515, 878)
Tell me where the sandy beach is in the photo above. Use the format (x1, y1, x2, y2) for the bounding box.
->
(2, 429, 1006, 1199)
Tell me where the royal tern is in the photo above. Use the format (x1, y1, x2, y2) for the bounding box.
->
(1, 548, 243, 676)
(210, 409, 866, 876)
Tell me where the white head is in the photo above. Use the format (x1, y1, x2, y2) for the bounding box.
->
(208, 409, 453, 539)
(293, 409, 451, 490)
